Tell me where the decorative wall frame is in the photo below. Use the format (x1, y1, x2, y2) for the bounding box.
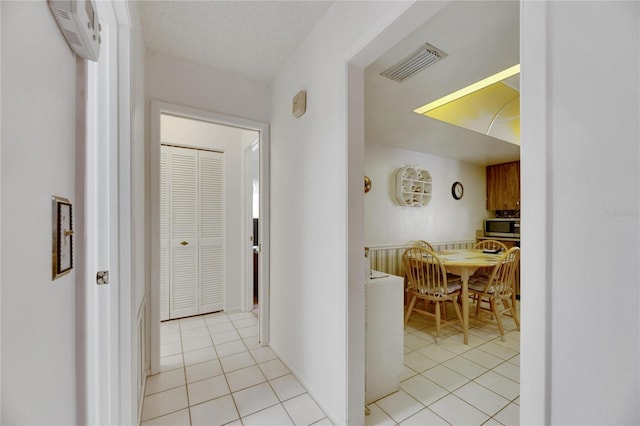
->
(52, 196, 74, 280)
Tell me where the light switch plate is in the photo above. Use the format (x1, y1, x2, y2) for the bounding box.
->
(292, 90, 306, 118)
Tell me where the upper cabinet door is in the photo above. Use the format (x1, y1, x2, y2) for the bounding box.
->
(486, 161, 520, 210)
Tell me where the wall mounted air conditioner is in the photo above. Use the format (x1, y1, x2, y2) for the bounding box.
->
(48, 0, 101, 62)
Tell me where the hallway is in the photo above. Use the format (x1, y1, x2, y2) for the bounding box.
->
(141, 312, 330, 425)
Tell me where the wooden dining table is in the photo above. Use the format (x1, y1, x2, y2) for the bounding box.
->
(436, 249, 504, 344)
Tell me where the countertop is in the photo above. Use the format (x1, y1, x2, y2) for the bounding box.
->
(476, 236, 520, 242)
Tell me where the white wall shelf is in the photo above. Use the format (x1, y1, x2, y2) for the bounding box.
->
(395, 165, 432, 206)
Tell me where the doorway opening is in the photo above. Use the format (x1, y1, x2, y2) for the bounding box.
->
(246, 141, 260, 319)
(150, 101, 270, 375)
(347, 1, 523, 423)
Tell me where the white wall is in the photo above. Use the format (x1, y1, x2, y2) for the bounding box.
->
(269, 1, 417, 423)
(145, 52, 271, 123)
(521, 1, 640, 424)
(161, 114, 256, 311)
(365, 143, 487, 246)
(1, 1, 78, 423)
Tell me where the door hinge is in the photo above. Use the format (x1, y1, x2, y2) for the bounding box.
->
(96, 270, 109, 285)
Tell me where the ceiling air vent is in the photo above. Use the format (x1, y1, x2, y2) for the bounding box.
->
(380, 43, 448, 83)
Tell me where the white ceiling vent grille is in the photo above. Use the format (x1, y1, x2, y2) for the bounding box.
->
(380, 43, 448, 82)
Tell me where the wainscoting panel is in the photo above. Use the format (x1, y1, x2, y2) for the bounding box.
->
(366, 240, 475, 277)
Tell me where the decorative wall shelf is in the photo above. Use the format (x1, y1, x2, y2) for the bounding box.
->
(395, 165, 431, 206)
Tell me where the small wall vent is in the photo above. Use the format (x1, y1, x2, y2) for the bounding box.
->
(380, 43, 448, 83)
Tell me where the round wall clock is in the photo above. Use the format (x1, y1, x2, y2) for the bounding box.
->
(451, 181, 464, 200)
(364, 176, 372, 193)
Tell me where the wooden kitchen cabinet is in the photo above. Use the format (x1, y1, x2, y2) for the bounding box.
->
(486, 161, 520, 210)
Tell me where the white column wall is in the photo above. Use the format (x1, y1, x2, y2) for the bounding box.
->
(521, 1, 640, 424)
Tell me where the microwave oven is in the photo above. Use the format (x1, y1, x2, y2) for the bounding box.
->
(484, 218, 520, 238)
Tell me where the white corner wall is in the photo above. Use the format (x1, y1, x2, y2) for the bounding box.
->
(365, 143, 487, 246)
(160, 114, 257, 311)
(269, 2, 418, 424)
(1, 2, 78, 423)
(521, 1, 640, 424)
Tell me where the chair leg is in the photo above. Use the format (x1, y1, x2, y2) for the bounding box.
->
(451, 295, 463, 329)
(491, 298, 506, 341)
(434, 300, 441, 343)
(504, 297, 520, 330)
(405, 295, 417, 324)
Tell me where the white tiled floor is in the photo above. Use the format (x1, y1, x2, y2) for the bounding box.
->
(143, 301, 520, 426)
(141, 311, 331, 426)
(366, 301, 520, 426)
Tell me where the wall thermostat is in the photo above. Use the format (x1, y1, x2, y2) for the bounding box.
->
(292, 90, 307, 118)
(48, 0, 101, 62)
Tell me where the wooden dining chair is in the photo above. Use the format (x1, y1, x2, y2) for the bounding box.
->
(473, 239, 508, 252)
(402, 246, 463, 343)
(473, 239, 509, 278)
(402, 240, 436, 302)
(468, 247, 520, 341)
(413, 240, 435, 251)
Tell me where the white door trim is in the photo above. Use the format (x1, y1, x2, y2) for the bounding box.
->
(150, 101, 270, 374)
(84, 1, 133, 424)
(0, 1, 4, 414)
(114, 2, 134, 424)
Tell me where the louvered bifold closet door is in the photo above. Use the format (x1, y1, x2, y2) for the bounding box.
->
(160, 147, 170, 321)
(169, 147, 199, 319)
(198, 150, 225, 313)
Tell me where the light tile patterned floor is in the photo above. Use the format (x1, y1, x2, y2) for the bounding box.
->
(141, 311, 331, 425)
(142, 301, 520, 426)
(366, 301, 520, 426)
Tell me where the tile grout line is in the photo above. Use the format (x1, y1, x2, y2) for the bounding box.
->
(232, 314, 299, 424)
(180, 324, 193, 426)
(222, 314, 244, 424)
(389, 328, 519, 425)
(150, 313, 330, 425)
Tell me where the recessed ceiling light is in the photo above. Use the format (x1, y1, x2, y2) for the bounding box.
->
(414, 64, 521, 114)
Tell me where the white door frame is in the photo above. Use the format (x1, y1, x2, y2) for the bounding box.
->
(243, 141, 260, 312)
(150, 101, 270, 374)
(0, 1, 3, 414)
(84, 1, 133, 424)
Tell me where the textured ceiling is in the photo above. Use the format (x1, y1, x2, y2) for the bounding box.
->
(139, 0, 335, 83)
